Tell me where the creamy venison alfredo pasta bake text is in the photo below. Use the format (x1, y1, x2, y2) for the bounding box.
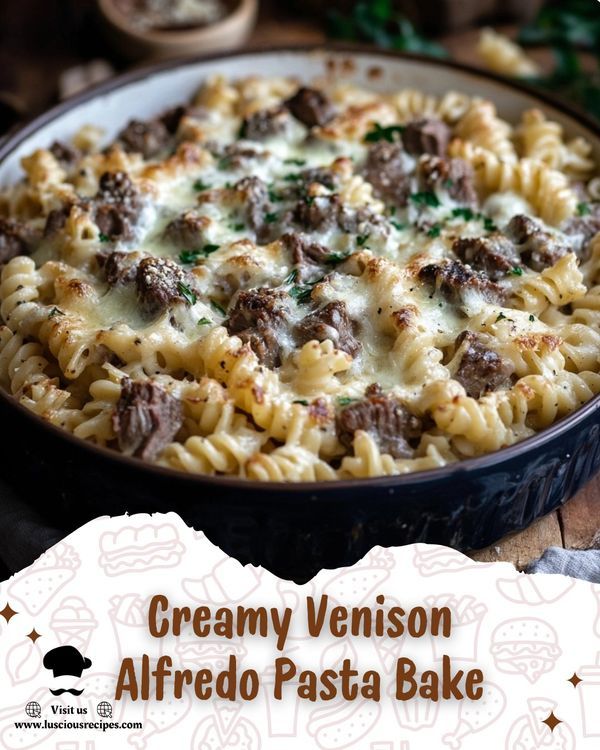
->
(1, 75, 600, 481)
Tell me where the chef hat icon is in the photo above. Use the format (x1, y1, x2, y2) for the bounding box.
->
(43, 645, 92, 678)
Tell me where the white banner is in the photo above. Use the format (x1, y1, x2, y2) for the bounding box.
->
(0, 512, 598, 749)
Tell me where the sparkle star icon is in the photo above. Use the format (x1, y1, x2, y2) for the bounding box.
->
(542, 711, 563, 732)
(26, 629, 41, 643)
(0, 602, 18, 623)
(568, 672, 582, 688)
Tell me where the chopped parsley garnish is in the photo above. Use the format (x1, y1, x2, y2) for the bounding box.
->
(410, 191, 440, 208)
(218, 157, 230, 170)
(177, 282, 197, 305)
(364, 123, 405, 143)
(283, 268, 298, 285)
(304, 195, 316, 206)
(211, 299, 226, 316)
(443, 178, 454, 190)
(293, 399, 309, 405)
(356, 234, 370, 246)
(511, 266, 523, 276)
(48, 306, 65, 319)
(283, 173, 302, 182)
(268, 187, 283, 203)
(529, 314, 536, 322)
(577, 201, 590, 216)
(427, 224, 441, 238)
(290, 285, 314, 303)
(179, 244, 220, 264)
(451, 208, 496, 232)
(284, 158, 306, 166)
(197, 317, 212, 326)
(496, 312, 507, 322)
(179, 249, 199, 264)
(193, 179, 210, 191)
(98, 232, 109, 243)
(451, 207, 475, 221)
(229, 222, 245, 231)
(265, 212, 279, 224)
(290, 277, 323, 304)
(337, 396, 356, 406)
(326, 252, 350, 265)
(390, 219, 405, 231)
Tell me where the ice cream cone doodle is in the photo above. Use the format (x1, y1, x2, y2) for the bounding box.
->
(506, 698, 575, 749)
(50, 597, 98, 653)
(442, 682, 506, 749)
(490, 619, 561, 683)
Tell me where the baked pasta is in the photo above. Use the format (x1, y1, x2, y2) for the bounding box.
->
(1, 75, 600, 481)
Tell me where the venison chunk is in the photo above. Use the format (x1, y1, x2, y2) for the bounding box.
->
(50, 140, 80, 166)
(402, 117, 450, 157)
(281, 232, 330, 282)
(239, 106, 289, 140)
(418, 259, 505, 305)
(295, 301, 361, 357)
(44, 204, 74, 237)
(0, 217, 37, 262)
(136, 256, 190, 318)
(97, 250, 138, 286)
(234, 176, 272, 242)
(285, 87, 336, 128)
(418, 155, 477, 205)
(454, 332, 515, 398)
(505, 214, 568, 271)
(163, 211, 208, 250)
(336, 389, 422, 459)
(453, 234, 520, 281)
(562, 203, 600, 260)
(112, 378, 183, 461)
(225, 288, 289, 368)
(293, 194, 340, 232)
(118, 118, 171, 159)
(363, 142, 410, 207)
(93, 171, 143, 242)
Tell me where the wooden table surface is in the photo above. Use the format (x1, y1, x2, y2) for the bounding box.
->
(1, 2, 599, 567)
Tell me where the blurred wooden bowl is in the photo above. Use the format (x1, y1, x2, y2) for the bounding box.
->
(97, 0, 258, 60)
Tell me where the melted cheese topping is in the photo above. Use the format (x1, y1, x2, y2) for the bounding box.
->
(0, 75, 598, 481)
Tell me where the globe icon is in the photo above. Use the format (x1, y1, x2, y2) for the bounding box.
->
(25, 701, 41, 718)
(97, 701, 112, 719)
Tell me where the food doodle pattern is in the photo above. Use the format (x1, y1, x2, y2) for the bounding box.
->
(0, 512, 598, 748)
